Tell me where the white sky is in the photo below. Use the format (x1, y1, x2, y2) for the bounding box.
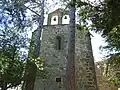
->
(90, 31, 107, 61)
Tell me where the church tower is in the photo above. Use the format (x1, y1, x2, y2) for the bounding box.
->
(34, 8, 98, 90)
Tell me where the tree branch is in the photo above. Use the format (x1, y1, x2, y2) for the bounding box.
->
(24, 5, 41, 16)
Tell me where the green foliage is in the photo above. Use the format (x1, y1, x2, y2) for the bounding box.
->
(0, 29, 26, 89)
(0, 0, 50, 89)
(0, 0, 47, 89)
(77, 0, 120, 36)
(0, 51, 24, 89)
(105, 56, 120, 86)
(29, 57, 49, 79)
(0, 1, 28, 89)
(105, 26, 120, 52)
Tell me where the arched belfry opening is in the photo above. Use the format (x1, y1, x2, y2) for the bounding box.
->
(62, 15, 70, 24)
(51, 16, 58, 25)
(47, 8, 69, 25)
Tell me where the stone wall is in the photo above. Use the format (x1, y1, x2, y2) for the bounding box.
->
(75, 26, 97, 90)
(33, 24, 98, 90)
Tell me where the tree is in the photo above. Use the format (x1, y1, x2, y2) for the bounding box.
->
(22, 0, 45, 89)
(0, 1, 30, 89)
(90, 0, 120, 37)
(0, 0, 38, 89)
(0, 28, 28, 90)
(0, 0, 58, 89)
(66, 0, 76, 90)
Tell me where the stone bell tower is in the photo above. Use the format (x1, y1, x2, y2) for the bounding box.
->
(34, 8, 98, 90)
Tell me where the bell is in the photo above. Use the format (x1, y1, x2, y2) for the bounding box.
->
(53, 17, 56, 21)
(64, 16, 67, 19)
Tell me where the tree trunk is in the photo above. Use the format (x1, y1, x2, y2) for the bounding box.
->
(66, 0, 76, 90)
(1, 82, 7, 90)
(22, 0, 45, 90)
(23, 61, 37, 90)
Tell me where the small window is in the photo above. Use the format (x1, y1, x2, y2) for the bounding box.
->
(56, 36, 62, 50)
(56, 77, 61, 82)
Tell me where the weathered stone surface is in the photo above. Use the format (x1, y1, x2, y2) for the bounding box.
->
(33, 9, 98, 90)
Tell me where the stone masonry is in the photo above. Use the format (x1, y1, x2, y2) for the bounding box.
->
(34, 9, 98, 90)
